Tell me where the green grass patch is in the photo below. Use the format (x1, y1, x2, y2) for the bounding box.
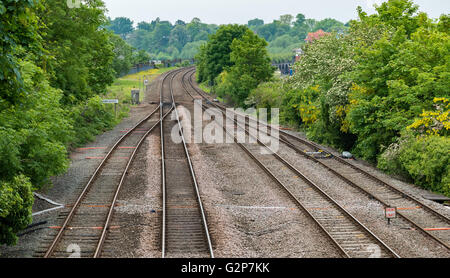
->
(198, 82, 212, 94)
(103, 67, 178, 116)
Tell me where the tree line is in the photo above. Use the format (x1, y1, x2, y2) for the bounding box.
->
(107, 17, 219, 61)
(107, 14, 347, 63)
(0, 0, 142, 246)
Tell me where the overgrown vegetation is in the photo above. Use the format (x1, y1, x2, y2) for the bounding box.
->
(0, 0, 150, 245)
(244, 0, 449, 197)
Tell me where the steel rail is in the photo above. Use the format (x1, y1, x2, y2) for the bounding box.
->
(181, 69, 399, 258)
(161, 68, 214, 258)
(186, 69, 450, 251)
(207, 83, 450, 227)
(159, 68, 184, 258)
(44, 104, 163, 258)
(277, 128, 450, 227)
(44, 69, 178, 258)
(180, 73, 350, 257)
(93, 107, 173, 258)
(276, 136, 450, 250)
(160, 67, 190, 258)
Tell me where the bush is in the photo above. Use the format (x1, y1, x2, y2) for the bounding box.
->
(0, 175, 34, 246)
(68, 96, 118, 147)
(379, 133, 450, 196)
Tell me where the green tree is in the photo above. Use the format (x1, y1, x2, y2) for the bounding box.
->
(347, 4, 448, 161)
(195, 24, 248, 84)
(0, 56, 73, 245)
(137, 21, 152, 31)
(313, 18, 346, 32)
(248, 18, 264, 28)
(0, 0, 59, 246)
(280, 14, 294, 26)
(170, 25, 189, 51)
(132, 49, 151, 64)
(110, 34, 134, 77)
(294, 14, 306, 26)
(216, 30, 275, 106)
(180, 41, 206, 59)
(39, 0, 116, 104)
(0, 0, 42, 106)
(107, 17, 134, 39)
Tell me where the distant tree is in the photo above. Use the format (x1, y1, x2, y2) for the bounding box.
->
(153, 21, 172, 50)
(166, 46, 180, 59)
(132, 50, 151, 64)
(294, 14, 306, 26)
(191, 17, 202, 24)
(175, 20, 186, 26)
(170, 25, 189, 50)
(256, 20, 290, 41)
(110, 34, 134, 77)
(180, 41, 206, 59)
(108, 17, 134, 39)
(187, 18, 206, 42)
(303, 19, 318, 30)
(248, 18, 265, 27)
(280, 14, 294, 25)
(313, 18, 345, 32)
(137, 21, 152, 31)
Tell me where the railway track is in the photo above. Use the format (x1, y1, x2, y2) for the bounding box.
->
(35, 68, 213, 258)
(160, 69, 214, 258)
(36, 72, 176, 258)
(181, 69, 399, 258)
(185, 69, 450, 252)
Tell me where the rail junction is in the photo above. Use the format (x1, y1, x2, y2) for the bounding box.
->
(33, 68, 450, 258)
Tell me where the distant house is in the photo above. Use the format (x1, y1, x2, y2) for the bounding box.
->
(305, 29, 330, 43)
(293, 48, 303, 62)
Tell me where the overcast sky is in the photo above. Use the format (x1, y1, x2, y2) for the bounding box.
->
(102, 0, 449, 25)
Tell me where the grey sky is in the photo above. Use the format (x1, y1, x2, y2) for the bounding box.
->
(102, 0, 449, 25)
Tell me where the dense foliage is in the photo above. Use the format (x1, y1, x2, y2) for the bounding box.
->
(0, 0, 134, 245)
(215, 30, 275, 106)
(0, 175, 33, 246)
(195, 25, 249, 85)
(0, 0, 42, 106)
(107, 14, 347, 63)
(247, 0, 450, 196)
(111, 17, 219, 61)
(196, 25, 274, 107)
(249, 14, 347, 62)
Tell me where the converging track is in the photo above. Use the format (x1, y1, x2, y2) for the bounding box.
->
(160, 68, 214, 258)
(184, 67, 450, 254)
(37, 68, 214, 258)
(181, 69, 399, 258)
(37, 72, 173, 257)
(34, 67, 448, 258)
